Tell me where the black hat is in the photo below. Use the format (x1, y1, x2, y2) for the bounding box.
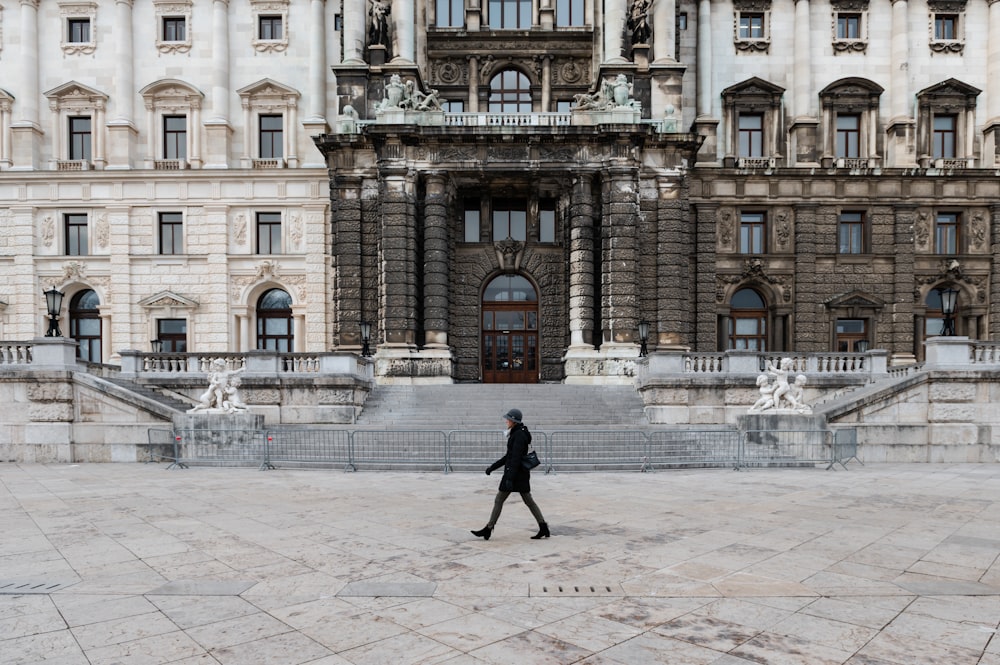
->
(503, 408, 522, 424)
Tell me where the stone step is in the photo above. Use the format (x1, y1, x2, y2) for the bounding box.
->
(355, 384, 650, 429)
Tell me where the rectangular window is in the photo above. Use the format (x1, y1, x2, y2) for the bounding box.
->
(464, 200, 481, 242)
(68, 18, 91, 43)
(738, 114, 764, 158)
(835, 319, 867, 352)
(934, 14, 957, 40)
(69, 116, 92, 161)
(838, 211, 865, 254)
(539, 200, 556, 243)
(65, 214, 88, 256)
(442, 100, 465, 113)
(932, 115, 956, 159)
(492, 199, 527, 241)
(157, 319, 188, 352)
(556, 100, 573, 113)
(556, 0, 585, 26)
(836, 114, 860, 158)
(738, 13, 765, 39)
(162, 17, 186, 41)
(163, 115, 187, 160)
(259, 15, 283, 39)
(935, 213, 959, 255)
(836, 13, 861, 39)
(678, 13, 688, 29)
(259, 114, 283, 159)
(739, 212, 766, 254)
(436, 0, 464, 26)
(257, 212, 282, 254)
(489, 0, 532, 29)
(159, 212, 183, 255)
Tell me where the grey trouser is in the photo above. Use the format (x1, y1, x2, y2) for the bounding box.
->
(488, 491, 545, 527)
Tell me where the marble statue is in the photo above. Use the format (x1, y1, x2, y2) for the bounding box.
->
(748, 358, 813, 414)
(572, 74, 641, 112)
(189, 359, 248, 413)
(375, 74, 446, 113)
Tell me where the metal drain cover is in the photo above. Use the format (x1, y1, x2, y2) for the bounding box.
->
(530, 584, 624, 596)
(0, 579, 80, 595)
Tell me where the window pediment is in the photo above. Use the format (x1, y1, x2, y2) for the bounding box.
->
(139, 290, 200, 310)
(44, 81, 108, 110)
(825, 291, 885, 310)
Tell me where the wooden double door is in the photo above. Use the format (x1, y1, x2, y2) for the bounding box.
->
(480, 275, 539, 383)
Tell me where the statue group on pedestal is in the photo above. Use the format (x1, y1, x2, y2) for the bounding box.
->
(748, 358, 813, 414)
(375, 73, 445, 113)
(189, 359, 249, 414)
(573, 74, 641, 112)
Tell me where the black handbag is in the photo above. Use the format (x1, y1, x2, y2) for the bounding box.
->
(522, 448, 541, 470)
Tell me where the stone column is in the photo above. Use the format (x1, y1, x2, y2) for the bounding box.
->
(343, 0, 366, 62)
(604, 0, 627, 62)
(793, 0, 810, 119)
(423, 172, 451, 348)
(887, 0, 915, 166)
(468, 56, 479, 113)
(990, 203, 1000, 338)
(987, 0, 1000, 166)
(307, 0, 327, 121)
(541, 57, 552, 111)
(11, 0, 42, 169)
(656, 176, 690, 347)
(568, 172, 596, 349)
(379, 168, 418, 348)
(205, 0, 232, 168)
(393, 0, 415, 62)
(107, 0, 137, 169)
(601, 166, 641, 346)
(331, 175, 365, 349)
(892, 204, 918, 364)
(695, 202, 719, 351)
(693, 0, 719, 164)
(652, 0, 676, 62)
(792, 204, 818, 351)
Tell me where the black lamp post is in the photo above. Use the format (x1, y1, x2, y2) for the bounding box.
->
(939, 288, 958, 336)
(43, 287, 65, 337)
(638, 320, 650, 357)
(150, 339, 164, 353)
(360, 320, 372, 357)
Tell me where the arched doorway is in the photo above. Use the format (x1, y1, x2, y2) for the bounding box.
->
(256, 288, 293, 351)
(728, 288, 767, 350)
(481, 274, 538, 383)
(70, 289, 101, 362)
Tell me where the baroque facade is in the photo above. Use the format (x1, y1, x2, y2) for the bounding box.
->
(0, 0, 997, 384)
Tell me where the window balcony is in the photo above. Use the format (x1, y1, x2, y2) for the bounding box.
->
(55, 160, 91, 171)
(154, 159, 188, 171)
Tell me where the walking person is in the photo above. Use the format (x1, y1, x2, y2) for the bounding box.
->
(471, 409, 550, 541)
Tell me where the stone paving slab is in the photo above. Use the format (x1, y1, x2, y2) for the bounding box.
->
(1, 463, 999, 664)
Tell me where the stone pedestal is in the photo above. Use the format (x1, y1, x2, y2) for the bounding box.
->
(171, 412, 266, 461)
(738, 412, 828, 461)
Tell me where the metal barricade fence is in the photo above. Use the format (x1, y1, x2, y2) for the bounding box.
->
(645, 429, 742, 471)
(172, 428, 268, 468)
(351, 430, 449, 471)
(446, 430, 509, 473)
(832, 428, 862, 469)
(546, 430, 648, 472)
(741, 430, 835, 469)
(145, 427, 178, 464)
(264, 429, 353, 471)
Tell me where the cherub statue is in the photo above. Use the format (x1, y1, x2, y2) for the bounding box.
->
(189, 359, 245, 412)
(749, 374, 776, 412)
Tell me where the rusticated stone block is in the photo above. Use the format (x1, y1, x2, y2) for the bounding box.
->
(27, 383, 74, 402)
(29, 403, 75, 422)
(928, 383, 976, 402)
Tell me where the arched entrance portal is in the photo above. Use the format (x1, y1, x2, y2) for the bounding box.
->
(481, 274, 538, 383)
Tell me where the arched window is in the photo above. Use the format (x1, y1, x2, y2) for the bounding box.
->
(256, 288, 293, 351)
(728, 288, 767, 350)
(489, 70, 532, 113)
(70, 289, 102, 362)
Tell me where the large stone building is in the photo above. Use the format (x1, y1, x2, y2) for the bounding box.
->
(0, 0, 997, 384)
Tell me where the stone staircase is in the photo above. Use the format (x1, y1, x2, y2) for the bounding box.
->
(354, 383, 651, 430)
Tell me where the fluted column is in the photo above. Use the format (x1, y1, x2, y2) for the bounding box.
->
(307, 0, 327, 121)
(652, 0, 676, 62)
(210, 0, 230, 122)
(17, 0, 39, 125)
(423, 172, 450, 348)
(604, 0, 627, 62)
(696, 0, 712, 116)
(890, 0, 909, 120)
(393, 0, 415, 62)
(113, 0, 134, 122)
(343, 0, 365, 62)
(793, 0, 811, 118)
(568, 172, 596, 348)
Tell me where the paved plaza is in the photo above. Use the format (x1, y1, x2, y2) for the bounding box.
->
(2, 462, 1000, 665)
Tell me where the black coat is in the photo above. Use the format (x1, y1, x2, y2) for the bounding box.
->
(487, 423, 532, 493)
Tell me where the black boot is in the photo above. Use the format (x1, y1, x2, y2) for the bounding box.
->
(531, 523, 550, 539)
(471, 526, 492, 540)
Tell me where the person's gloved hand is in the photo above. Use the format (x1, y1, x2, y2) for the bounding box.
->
(485, 467, 492, 475)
